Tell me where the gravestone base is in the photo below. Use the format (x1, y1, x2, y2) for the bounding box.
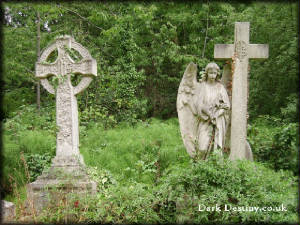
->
(1, 200, 16, 222)
(26, 155, 97, 214)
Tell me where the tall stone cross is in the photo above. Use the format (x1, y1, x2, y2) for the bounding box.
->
(214, 22, 268, 160)
(36, 35, 97, 165)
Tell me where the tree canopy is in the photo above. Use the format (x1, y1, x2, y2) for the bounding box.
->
(3, 1, 299, 122)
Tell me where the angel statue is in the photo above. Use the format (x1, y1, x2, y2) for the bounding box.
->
(177, 62, 230, 159)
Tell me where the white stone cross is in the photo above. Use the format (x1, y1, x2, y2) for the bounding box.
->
(214, 22, 268, 160)
(36, 35, 97, 163)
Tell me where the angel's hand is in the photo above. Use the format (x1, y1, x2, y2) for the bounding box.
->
(201, 107, 210, 117)
(214, 109, 225, 118)
(211, 119, 216, 125)
(209, 112, 217, 125)
(195, 112, 208, 121)
(201, 114, 209, 121)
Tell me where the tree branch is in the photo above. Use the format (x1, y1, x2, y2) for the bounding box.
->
(57, 4, 103, 31)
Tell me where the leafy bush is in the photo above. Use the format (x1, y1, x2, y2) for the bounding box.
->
(18, 130, 56, 155)
(157, 155, 298, 223)
(24, 153, 53, 182)
(248, 116, 299, 174)
(280, 93, 299, 123)
(2, 130, 55, 196)
(270, 123, 298, 172)
(3, 88, 35, 118)
(86, 166, 116, 197)
(3, 104, 56, 135)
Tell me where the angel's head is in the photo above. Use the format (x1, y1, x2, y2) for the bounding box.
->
(202, 62, 221, 82)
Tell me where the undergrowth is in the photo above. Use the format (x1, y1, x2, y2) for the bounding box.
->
(2, 106, 298, 223)
(35, 156, 298, 224)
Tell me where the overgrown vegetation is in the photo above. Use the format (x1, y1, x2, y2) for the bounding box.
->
(249, 115, 299, 175)
(2, 105, 299, 223)
(12, 152, 300, 224)
(2, 1, 298, 224)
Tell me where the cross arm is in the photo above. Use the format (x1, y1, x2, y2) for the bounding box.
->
(248, 44, 269, 59)
(36, 62, 59, 78)
(214, 44, 234, 60)
(72, 58, 97, 95)
(35, 62, 57, 94)
(70, 59, 97, 76)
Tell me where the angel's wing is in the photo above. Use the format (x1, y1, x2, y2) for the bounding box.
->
(176, 62, 197, 110)
(177, 62, 199, 157)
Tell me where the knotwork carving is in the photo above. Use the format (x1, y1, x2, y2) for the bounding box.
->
(36, 35, 97, 94)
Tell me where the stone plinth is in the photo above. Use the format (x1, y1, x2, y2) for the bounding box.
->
(26, 155, 96, 213)
(1, 200, 16, 222)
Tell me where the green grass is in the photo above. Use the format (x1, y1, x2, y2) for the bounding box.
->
(80, 117, 189, 183)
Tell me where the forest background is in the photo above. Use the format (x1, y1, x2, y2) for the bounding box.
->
(1, 1, 299, 223)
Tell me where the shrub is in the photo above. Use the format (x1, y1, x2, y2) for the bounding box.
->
(18, 130, 55, 155)
(24, 153, 53, 182)
(157, 155, 298, 223)
(248, 116, 299, 174)
(3, 104, 56, 135)
(280, 93, 299, 123)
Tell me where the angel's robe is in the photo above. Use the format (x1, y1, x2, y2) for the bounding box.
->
(194, 81, 230, 157)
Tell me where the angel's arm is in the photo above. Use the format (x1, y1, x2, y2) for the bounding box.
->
(213, 86, 230, 119)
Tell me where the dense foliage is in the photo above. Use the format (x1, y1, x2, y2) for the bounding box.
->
(3, 2, 299, 121)
(249, 115, 299, 175)
(2, 2, 298, 224)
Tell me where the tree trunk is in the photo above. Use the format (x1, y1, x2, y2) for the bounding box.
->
(36, 11, 41, 113)
(201, 1, 210, 58)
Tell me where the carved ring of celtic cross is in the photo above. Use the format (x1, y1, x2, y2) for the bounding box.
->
(35, 35, 97, 95)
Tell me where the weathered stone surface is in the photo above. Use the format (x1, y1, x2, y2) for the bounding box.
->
(1, 200, 16, 222)
(26, 35, 97, 213)
(214, 22, 268, 160)
(26, 169, 96, 213)
(35, 35, 97, 160)
(177, 62, 230, 159)
(221, 64, 253, 161)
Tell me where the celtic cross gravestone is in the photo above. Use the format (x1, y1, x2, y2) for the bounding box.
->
(36, 35, 96, 165)
(27, 35, 97, 212)
(214, 22, 268, 160)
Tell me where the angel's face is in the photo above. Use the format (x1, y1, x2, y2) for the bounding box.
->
(207, 68, 218, 82)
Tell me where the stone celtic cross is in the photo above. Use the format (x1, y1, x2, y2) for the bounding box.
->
(36, 35, 97, 164)
(214, 22, 268, 160)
